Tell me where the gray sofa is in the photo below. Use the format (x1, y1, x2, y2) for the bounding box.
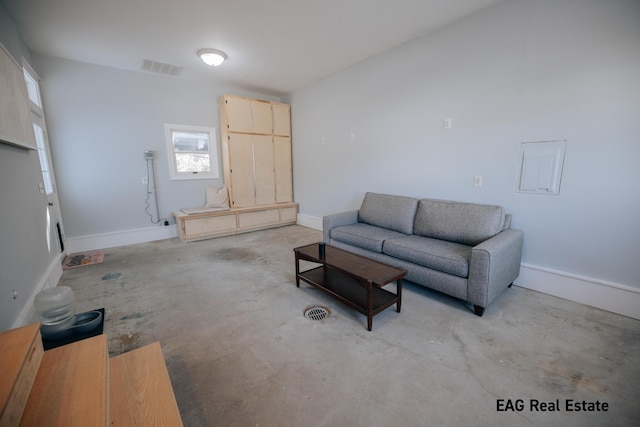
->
(322, 192, 524, 316)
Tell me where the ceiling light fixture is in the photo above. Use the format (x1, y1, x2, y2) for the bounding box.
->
(198, 49, 226, 67)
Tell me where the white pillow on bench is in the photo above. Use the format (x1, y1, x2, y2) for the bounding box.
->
(181, 186, 230, 215)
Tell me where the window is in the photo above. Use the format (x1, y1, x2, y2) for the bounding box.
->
(165, 124, 219, 180)
(24, 65, 54, 195)
(23, 66, 42, 108)
(33, 121, 54, 194)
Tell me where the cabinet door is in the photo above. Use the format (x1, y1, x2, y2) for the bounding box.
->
(224, 96, 252, 133)
(225, 96, 272, 134)
(253, 135, 276, 205)
(274, 136, 293, 203)
(272, 102, 291, 137)
(227, 134, 255, 207)
(250, 101, 273, 134)
(0, 44, 37, 149)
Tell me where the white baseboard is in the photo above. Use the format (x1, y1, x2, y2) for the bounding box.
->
(13, 252, 64, 328)
(297, 213, 322, 231)
(515, 263, 640, 320)
(65, 224, 178, 253)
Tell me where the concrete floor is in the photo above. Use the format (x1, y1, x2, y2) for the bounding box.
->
(59, 225, 639, 427)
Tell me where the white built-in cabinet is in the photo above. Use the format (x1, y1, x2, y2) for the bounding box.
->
(272, 102, 291, 137)
(274, 136, 293, 203)
(0, 42, 36, 150)
(219, 94, 294, 208)
(223, 96, 273, 135)
(173, 95, 296, 243)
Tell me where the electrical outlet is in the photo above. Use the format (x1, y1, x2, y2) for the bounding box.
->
(444, 118, 452, 130)
(12, 289, 17, 300)
(473, 176, 483, 187)
(142, 177, 148, 184)
(349, 132, 356, 142)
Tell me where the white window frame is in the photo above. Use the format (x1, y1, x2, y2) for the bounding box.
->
(24, 63, 55, 195)
(165, 124, 219, 180)
(23, 64, 43, 109)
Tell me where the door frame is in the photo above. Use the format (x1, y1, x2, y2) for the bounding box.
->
(23, 61, 66, 254)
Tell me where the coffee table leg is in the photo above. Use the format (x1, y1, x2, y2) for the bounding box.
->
(397, 279, 402, 313)
(295, 251, 300, 287)
(367, 281, 373, 331)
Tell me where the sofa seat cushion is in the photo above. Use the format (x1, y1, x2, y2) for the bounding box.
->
(413, 199, 505, 246)
(330, 223, 408, 253)
(383, 235, 471, 278)
(358, 192, 419, 235)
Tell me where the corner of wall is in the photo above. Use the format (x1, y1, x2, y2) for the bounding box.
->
(13, 252, 64, 328)
(296, 213, 322, 231)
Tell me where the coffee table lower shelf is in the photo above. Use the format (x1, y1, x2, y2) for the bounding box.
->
(297, 266, 400, 331)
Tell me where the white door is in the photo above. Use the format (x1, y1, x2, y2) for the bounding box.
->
(24, 64, 66, 254)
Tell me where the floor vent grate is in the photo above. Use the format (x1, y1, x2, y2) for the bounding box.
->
(304, 306, 330, 321)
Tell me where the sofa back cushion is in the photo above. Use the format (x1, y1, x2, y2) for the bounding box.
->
(413, 199, 505, 246)
(358, 192, 418, 235)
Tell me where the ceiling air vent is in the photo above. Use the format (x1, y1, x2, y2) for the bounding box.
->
(141, 59, 183, 76)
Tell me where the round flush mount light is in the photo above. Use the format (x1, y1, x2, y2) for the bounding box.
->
(198, 49, 226, 66)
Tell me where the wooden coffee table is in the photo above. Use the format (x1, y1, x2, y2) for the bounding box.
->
(294, 243, 406, 331)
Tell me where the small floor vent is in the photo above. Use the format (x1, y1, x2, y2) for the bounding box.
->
(304, 306, 330, 321)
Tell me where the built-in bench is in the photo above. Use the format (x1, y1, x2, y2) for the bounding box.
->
(173, 202, 298, 242)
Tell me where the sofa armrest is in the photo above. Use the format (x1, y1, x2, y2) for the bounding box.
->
(323, 210, 359, 243)
(468, 228, 524, 309)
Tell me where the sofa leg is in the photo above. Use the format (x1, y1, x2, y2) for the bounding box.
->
(473, 305, 485, 316)
(508, 283, 513, 288)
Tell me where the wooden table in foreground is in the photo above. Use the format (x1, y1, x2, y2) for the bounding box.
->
(294, 243, 406, 331)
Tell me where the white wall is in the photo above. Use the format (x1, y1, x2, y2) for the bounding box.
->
(288, 0, 640, 311)
(0, 3, 62, 331)
(33, 55, 280, 250)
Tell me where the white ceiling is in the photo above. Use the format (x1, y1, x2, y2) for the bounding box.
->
(3, 0, 502, 96)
